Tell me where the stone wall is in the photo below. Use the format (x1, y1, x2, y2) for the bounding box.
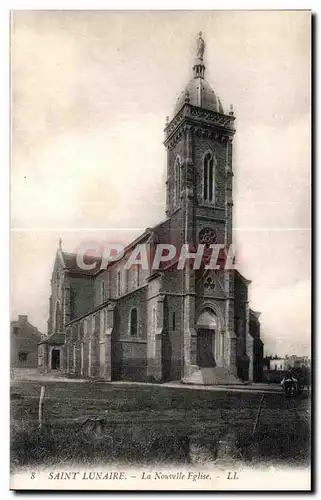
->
(67, 274, 95, 320)
(161, 268, 184, 294)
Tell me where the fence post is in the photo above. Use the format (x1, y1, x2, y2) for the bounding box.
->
(38, 385, 45, 430)
(252, 393, 265, 440)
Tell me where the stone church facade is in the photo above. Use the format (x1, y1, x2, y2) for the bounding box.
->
(39, 35, 263, 384)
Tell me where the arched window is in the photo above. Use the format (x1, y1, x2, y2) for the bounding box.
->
(130, 308, 138, 336)
(174, 156, 181, 204)
(203, 153, 215, 202)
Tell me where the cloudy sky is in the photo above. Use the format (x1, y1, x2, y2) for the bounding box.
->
(11, 10, 311, 356)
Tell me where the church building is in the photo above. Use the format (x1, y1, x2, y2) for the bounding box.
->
(38, 34, 264, 384)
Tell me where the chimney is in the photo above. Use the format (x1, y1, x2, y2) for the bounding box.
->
(18, 315, 28, 323)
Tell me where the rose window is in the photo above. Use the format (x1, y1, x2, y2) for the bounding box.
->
(199, 227, 217, 245)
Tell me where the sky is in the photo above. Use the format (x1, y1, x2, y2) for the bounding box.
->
(10, 10, 311, 357)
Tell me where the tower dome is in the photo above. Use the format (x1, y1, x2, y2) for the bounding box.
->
(174, 32, 224, 115)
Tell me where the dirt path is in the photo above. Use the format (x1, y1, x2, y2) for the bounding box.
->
(11, 369, 282, 393)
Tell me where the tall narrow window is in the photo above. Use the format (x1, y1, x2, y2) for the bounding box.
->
(172, 312, 176, 331)
(81, 321, 85, 341)
(130, 308, 138, 336)
(124, 268, 129, 293)
(152, 306, 157, 357)
(73, 324, 77, 342)
(80, 342, 84, 376)
(85, 318, 89, 337)
(220, 332, 225, 358)
(152, 306, 157, 334)
(104, 310, 107, 331)
(104, 270, 109, 300)
(101, 280, 105, 302)
(73, 344, 76, 373)
(208, 158, 213, 201)
(66, 345, 70, 373)
(203, 153, 214, 202)
(55, 301, 61, 332)
(88, 340, 92, 377)
(203, 161, 208, 200)
(117, 270, 121, 297)
(174, 156, 181, 205)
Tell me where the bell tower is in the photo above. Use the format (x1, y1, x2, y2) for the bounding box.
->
(164, 32, 236, 248)
(164, 33, 239, 382)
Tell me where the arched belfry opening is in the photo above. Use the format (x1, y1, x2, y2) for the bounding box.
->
(196, 308, 218, 367)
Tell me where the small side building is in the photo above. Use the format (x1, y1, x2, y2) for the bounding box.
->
(285, 355, 311, 369)
(270, 357, 285, 371)
(11, 315, 42, 369)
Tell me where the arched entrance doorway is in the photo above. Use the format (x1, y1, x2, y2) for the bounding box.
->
(196, 308, 218, 367)
(51, 349, 60, 370)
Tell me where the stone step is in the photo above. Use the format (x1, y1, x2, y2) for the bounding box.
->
(182, 366, 243, 385)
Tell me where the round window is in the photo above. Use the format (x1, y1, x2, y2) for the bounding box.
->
(199, 227, 217, 245)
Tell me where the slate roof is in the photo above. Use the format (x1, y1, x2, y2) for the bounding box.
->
(38, 332, 65, 345)
(62, 251, 101, 276)
(175, 77, 224, 115)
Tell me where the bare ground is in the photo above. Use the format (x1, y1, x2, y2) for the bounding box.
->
(10, 379, 311, 469)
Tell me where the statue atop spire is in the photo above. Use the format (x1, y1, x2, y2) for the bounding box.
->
(193, 31, 206, 79)
(196, 31, 205, 61)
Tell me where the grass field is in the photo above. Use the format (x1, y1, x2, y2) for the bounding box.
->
(10, 380, 311, 469)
